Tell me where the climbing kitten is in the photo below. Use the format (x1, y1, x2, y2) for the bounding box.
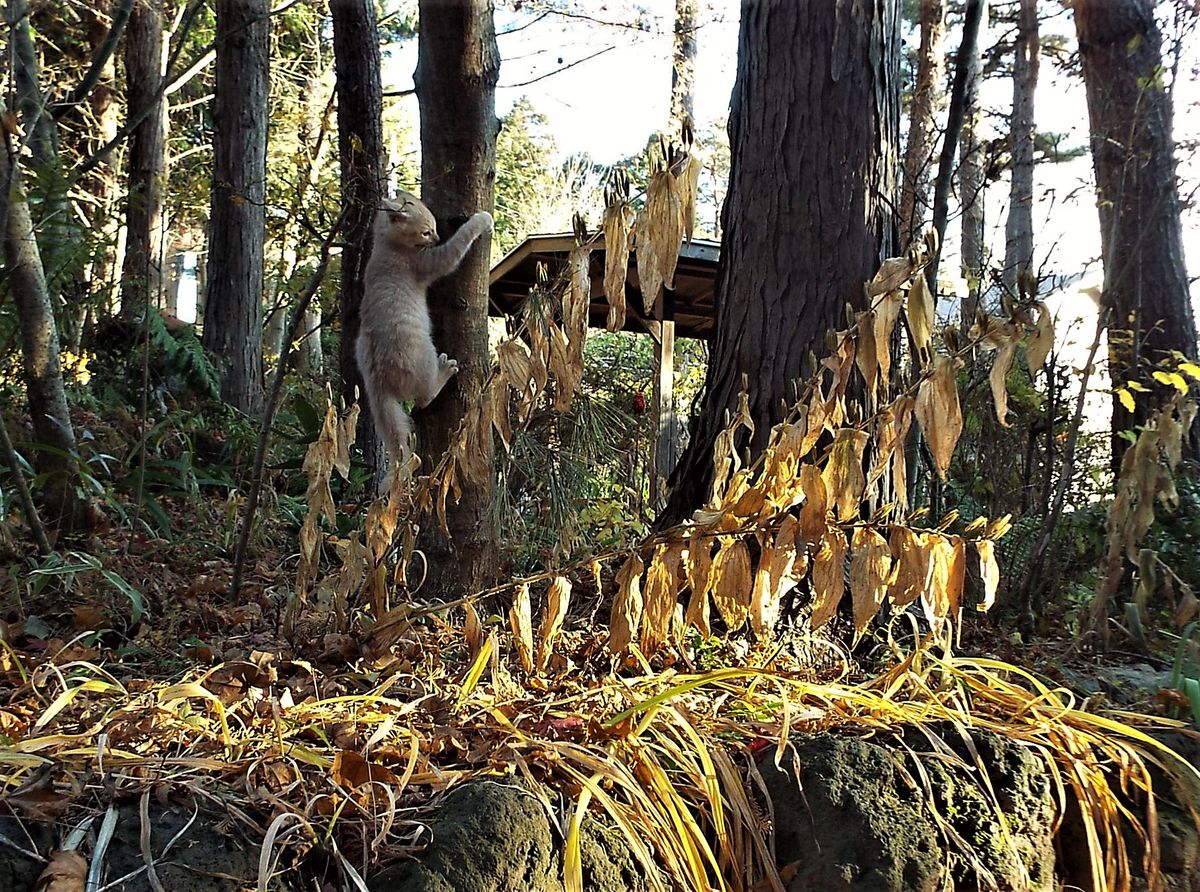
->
(356, 191, 493, 468)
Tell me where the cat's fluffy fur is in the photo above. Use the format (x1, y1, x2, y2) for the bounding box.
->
(356, 191, 493, 467)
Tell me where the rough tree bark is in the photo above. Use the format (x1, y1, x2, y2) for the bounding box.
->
(0, 132, 91, 532)
(331, 0, 386, 471)
(120, 0, 167, 318)
(201, 0, 269, 414)
(1002, 0, 1038, 295)
(899, 0, 946, 248)
(958, 0, 988, 330)
(414, 0, 501, 597)
(660, 0, 900, 526)
(1074, 0, 1199, 466)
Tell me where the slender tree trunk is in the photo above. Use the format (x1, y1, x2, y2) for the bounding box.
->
(84, 0, 124, 316)
(899, 0, 946, 248)
(201, 0, 269, 414)
(1002, 0, 1038, 295)
(1074, 0, 1199, 467)
(331, 0, 386, 472)
(120, 0, 167, 319)
(415, 0, 501, 597)
(0, 133, 91, 533)
(670, 0, 697, 137)
(958, 0, 988, 330)
(661, 0, 900, 526)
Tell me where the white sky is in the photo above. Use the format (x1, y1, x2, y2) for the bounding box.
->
(383, 2, 1200, 329)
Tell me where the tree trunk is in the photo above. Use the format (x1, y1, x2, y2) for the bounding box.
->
(670, 0, 697, 137)
(120, 0, 167, 320)
(899, 0, 946, 249)
(1074, 0, 1199, 467)
(201, 0, 269, 414)
(414, 0, 501, 597)
(958, 0, 988, 330)
(1002, 0, 1038, 295)
(0, 135, 91, 533)
(661, 0, 900, 526)
(84, 0, 124, 316)
(331, 0, 386, 473)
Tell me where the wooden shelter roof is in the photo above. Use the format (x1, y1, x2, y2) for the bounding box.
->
(488, 233, 721, 340)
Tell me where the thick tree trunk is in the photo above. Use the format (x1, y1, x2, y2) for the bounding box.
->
(0, 137, 91, 533)
(414, 0, 501, 597)
(201, 0, 269, 414)
(670, 0, 697, 137)
(958, 0, 988, 330)
(1002, 0, 1038, 295)
(899, 0, 946, 248)
(661, 0, 900, 526)
(331, 0, 386, 473)
(120, 0, 167, 319)
(1074, 0, 1199, 466)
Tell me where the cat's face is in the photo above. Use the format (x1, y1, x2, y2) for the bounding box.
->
(378, 192, 438, 249)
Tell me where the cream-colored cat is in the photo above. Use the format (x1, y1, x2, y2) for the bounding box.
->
(356, 192, 493, 468)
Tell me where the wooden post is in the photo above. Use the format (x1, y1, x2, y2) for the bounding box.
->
(651, 288, 677, 511)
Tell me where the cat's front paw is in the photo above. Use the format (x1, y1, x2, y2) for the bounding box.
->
(472, 212, 494, 233)
(438, 353, 460, 376)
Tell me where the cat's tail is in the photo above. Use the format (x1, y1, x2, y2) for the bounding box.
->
(371, 389, 415, 469)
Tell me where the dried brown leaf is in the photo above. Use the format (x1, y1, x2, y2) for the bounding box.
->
(609, 552, 646, 654)
(642, 544, 682, 655)
(850, 527, 892, 635)
(603, 202, 635, 331)
(810, 529, 847, 630)
(710, 537, 753, 632)
(889, 527, 932, 608)
(915, 355, 963, 480)
(509, 583, 534, 672)
(536, 576, 572, 671)
(823, 429, 870, 522)
(684, 535, 714, 636)
(797, 464, 829, 544)
(1024, 301, 1054, 374)
(907, 275, 935, 364)
(751, 516, 805, 635)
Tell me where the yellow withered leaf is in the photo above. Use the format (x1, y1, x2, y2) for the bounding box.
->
(867, 395, 914, 509)
(536, 576, 572, 672)
(1024, 301, 1054, 374)
(683, 535, 714, 637)
(872, 290, 905, 386)
(464, 601, 484, 662)
(750, 516, 805, 636)
(856, 310, 879, 402)
(609, 552, 646, 654)
(850, 527, 892, 635)
(509, 583, 534, 672)
(915, 355, 963, 480)
(947, 536, 967, 621)
(709, 537, 753, 632)
(976, 539, 999, 612)
(867, 254, 914, 296)
(823, 429, 869, 522)
(334, 401, 359, 480)
(907, 275, 935, 365)
(989, 336, 1018, 427)
(797, 463, 829, 544)
(603, 202, 635, 331)
(762, 420, 809, 509)
(810, 529, 847, 630)
(678, 153, 703, 245)
(642, 544, 682, 655)
(889, 527, 932, 608)
(647, 168, 684, 292)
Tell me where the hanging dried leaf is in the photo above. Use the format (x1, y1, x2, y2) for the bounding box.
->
(334, 401, 360, 480)
(867, 396, 914, 508)
(535, 576, 572, 671)
(988, 328, 1019, 427)
(647, 168, 684, 292)
(867, 255, 914, 296)
(709, 537, 753, 632)
(683, 535, 715, 637)
(823, 429, 869, 522)
(915, 355, 963, 480)
(977, 539, 999, 612)
(907, 275, 935, 365)
(762, 420, 810, 509)
(609, 552, 646, 654)
(797, 464, 829, 544)
(856, 310, 879, 401)
(464, 601, 484, 662)
(603, 202, 635, 331)
(678, 153, 703, 244)
(509, 583, 534, 672)
(642, 544, 682, 655)
(1024, 301, 1054, 374)
(889, 528, 932, 608)
(751, 516, 805, 635)
(810, 529, 848, 630)
(850, 527, 892, 636)
(873, 290, 905, 385)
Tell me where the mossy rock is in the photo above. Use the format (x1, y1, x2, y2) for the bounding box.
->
(758, 728, 1055, 891)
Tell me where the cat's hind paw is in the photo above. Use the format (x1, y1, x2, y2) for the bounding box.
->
(438, 353, 460, 376)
